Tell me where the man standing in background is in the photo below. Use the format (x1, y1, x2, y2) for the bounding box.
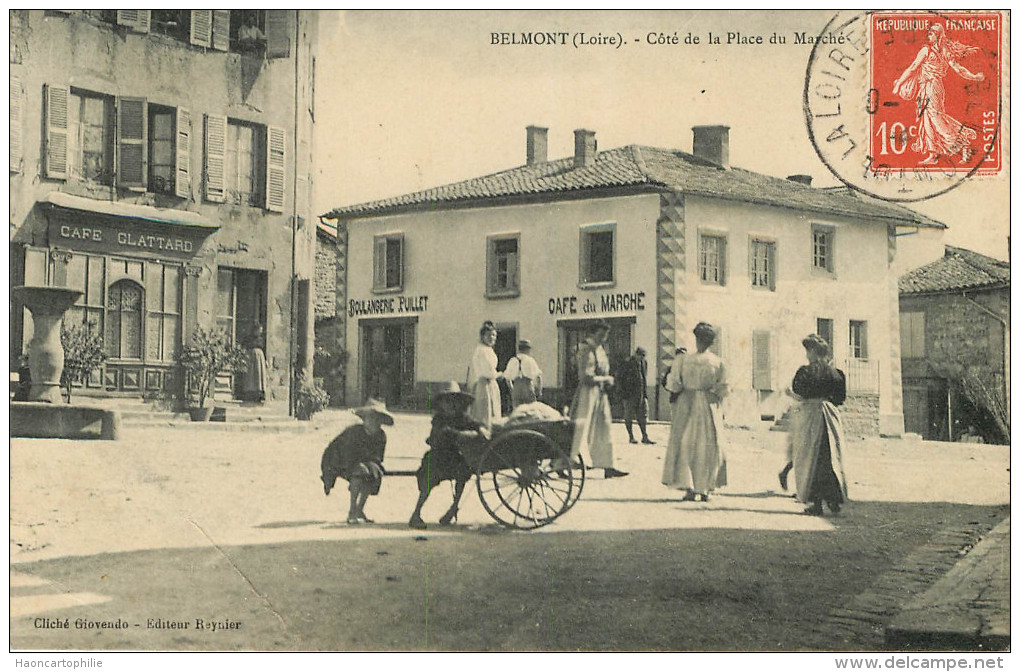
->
(620, 346, 654, 445)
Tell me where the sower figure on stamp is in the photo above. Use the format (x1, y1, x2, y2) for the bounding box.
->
(619, 346, 654, 445)
(892, 23, 985, 165)
(409, 381, 490, 530)
(320, 399, 393, 525)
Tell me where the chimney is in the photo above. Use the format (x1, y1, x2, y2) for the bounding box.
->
(526, 125, 548, 166)
(787, 174, 813, 186)
(692, 125, 730, 167)
(573, 129, 597, 168)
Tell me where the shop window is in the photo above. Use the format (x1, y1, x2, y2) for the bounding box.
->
(106, 279, 144, 360)
(849, 320, 868, 359)
(486, 234, 520, 298)
(749, 239, 776, 290)
(146, 263, 182, 362)
(373, 234, 404, 292)
(579, 223, 614, 286)
(900, 311, 925, 359)
(699, 232, 727, 285)
(812, 224, 835, 274)
(64, 252, 106, 338)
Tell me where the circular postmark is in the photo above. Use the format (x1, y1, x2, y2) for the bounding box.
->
(803, 10, 1003, 203)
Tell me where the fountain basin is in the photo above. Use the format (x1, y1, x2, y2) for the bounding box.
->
(10, 402, 121, 440)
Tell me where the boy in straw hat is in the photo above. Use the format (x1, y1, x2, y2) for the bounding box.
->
(409, 381, 489, 529)
(321, 398, 394, 524)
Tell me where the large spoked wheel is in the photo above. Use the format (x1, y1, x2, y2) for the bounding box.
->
(475, 429, 582, 530)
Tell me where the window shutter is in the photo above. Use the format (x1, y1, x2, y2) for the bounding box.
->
(769, 243, 777, 290)
(486, 238, 495, 293)
(373, 237, 386, 290)
(265, 125, 286, 212)
(117, 10, 150, 33)
(116, 96, 147, 189)
(190, 10, 212, 47)
(44, 84, 69, 180)
(204, 113, 226, 202)
(265, 10, 291, 58)
(719, 237, 727, 285)
(211, 10, 230, 52)
(10, 74, 23, 173)
(395, 235, 404, 288)
(752, 330, 771, 391)
(174, 107, 191, 198)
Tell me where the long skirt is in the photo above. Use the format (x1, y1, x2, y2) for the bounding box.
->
(470, 378, 501, 428)
(661, 390, 727, 493)
(792, 400, 848, 505)
(569, 384, 614, 469)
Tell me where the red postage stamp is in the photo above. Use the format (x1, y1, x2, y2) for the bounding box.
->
(869, 11, 1002, 175)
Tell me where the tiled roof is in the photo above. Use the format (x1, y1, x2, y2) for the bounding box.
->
(899, 245, 1010, 294)
(324, 144, 946, 229)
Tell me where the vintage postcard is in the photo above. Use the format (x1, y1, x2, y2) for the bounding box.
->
(8, 9, 1010, 661)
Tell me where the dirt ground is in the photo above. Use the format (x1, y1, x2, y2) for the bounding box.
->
(9, 413, 1011, 651)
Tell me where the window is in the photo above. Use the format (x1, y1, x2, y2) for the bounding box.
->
(106, 279, 144, 359)
(73, 90, 115, 185)
(752, 329, 772, 391)
(225, 120, 264, 206)
(487, 234, 520, 297)
(230, 9, 266, 53)
(816, 318, 834, 353)
(148, 105, 174, 194)
(812, 224, 835, 273)
(699, 232, 727, 285)
(151, 9, 189, 40)
(146, 263, 181, 362)
(849, 320, 868, 359)
(749, 239, 776, 290)
(373, 234, 404, 292)
(900, 311, 925, 359)
(579, 224, 614, 285)
(65, 253, 106, 339)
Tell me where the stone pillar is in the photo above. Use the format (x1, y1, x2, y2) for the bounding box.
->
(655, 191, 686, 421)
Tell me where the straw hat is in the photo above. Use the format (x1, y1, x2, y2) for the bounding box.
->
(353, 398, 395, 425)
(433, 380, 474, 404)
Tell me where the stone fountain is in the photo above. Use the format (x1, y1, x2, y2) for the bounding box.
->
(10, 285, 120, 440)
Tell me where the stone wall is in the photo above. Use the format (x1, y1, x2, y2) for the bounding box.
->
(314, 232, 338, 320)
(843, 394, 880, 438)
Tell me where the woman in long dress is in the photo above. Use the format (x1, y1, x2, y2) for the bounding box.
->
(891, 23, 984, 165)
(661, 322, 728, 501)
(569, 319, 628, 479)
(466, 320, 501, 428)
(789, 334, 849, 516)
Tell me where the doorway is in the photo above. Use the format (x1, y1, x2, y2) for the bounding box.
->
(360, 319, 416, 408)
(216, 267, 268, 399)
(559, 317, 633, 419)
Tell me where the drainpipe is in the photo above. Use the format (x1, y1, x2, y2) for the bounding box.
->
(287, 10, 301, 416)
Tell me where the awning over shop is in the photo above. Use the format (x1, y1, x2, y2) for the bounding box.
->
(41, 192, 220, 230)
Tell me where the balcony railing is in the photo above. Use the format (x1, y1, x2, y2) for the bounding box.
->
(844, 357, 879, 395)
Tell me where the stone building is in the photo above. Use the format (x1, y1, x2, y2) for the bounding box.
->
(322, 125, 945, 434)
(9, 10, 319, 410)
(313, 221, 345, 405)
(899, 246, 1010, 443)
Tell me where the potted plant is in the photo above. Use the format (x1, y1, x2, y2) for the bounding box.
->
(177, 326, 249, 421)
(295, 372, 330, 421)
(60, 321, 107, 403)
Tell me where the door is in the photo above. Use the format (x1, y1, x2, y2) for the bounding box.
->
(216, 267, 268, 399)
(559, 318, 632, 419)
(360, 320, 416, 408)
(492, 323, 517, 414)
(902, 385, 929, 438)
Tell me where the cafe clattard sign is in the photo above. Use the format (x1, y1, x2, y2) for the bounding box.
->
(47, 215, 212, 260)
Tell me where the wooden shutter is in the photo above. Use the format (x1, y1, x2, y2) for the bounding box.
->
(190, 10, 213, 47)
(44, 84, 69, 180)
(752, 330, 771, 391)
(211, 10, 230, 52)
(265, 10, 291, 58)
(10, 74, 23, 173)
(117, 10, 150, 33)
(174, 107, 191, 198)
(373, 237, 386, 290)
(265, 125, 286, 212)
(204, 113, 226, 202)
(116, 96, 147, 189)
